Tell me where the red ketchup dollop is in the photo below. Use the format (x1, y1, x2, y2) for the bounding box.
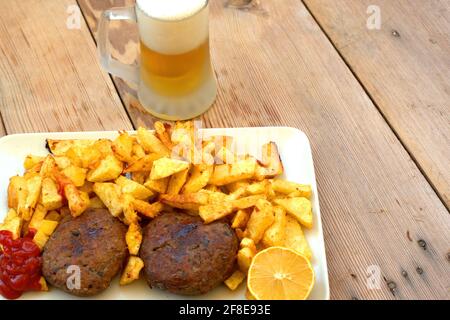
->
(0, 230, 42, 299)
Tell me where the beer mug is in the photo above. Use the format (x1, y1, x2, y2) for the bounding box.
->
(98, 0, 217, 120)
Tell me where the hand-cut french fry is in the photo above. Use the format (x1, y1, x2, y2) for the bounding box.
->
(199, 202, 234, 223)
(19, 175, 42, 221)
(210, 158, 257, 186)
(33, 230, 49, 250)
(0, 209, 22, 239)
(240, 237, 257, 255)
(120, 256, 144, 285)
(254, 142, 284, 180)
(160, 193, 208, 210)
(124, 154, 162, 173)
(62, 165, 87, 187)
(226, 181, 250, 194)
(274, 197, 313, 229)
(204, 190, 229, 204)
(64, 184, 90, 217)
(93, 183, 123, 217)
(283, 215, 312, 260)
(46, 139, 94, 156)
(40, 177, 63, 210)
(65, 144, 102, 169)
(137, 127, 170, 156)
(224, 270, 246, 291)
(93, 139, 113, 157)
(28, 204, 47, 231)
(144, 176, 169, 194)
(24, 155, 44, 170)
(182, 165, 213, 194)
(121, 194, 139, 225)
(231, 209, 251, 229)
(237, 247, 255, 273)
(54, 156, 72, 170)
(166, 168, 189, 195)
(271, 179, 312, 199)
(88, 196, 106, 209)
(132, 143, 146, 159)
(38, 219, 58, 236)
(39, 277, 48, 291)
(245, 199, 275, 244)
(45, 210, 61, 222)
(215, 146, 236, 164)
(262, 206, 286, 247)
(131, 171, 148, 185)
(87, 155, 123, 182)
(39, 155, 57, 177)
(154, 121, 174, 150)
(132, 200, 163, 218)
(149, 157, 190, 180)
(116, 176, 153, 200)
(112, 132, 134, 162)
(8, 176, 26, 209)
(126, 223, 142, 255)
(232, 195, 267, 210)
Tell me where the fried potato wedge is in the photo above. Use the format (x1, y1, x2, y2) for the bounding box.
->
(24, 155, 45, 171)
(231, 209, 251, 229)
(262, 206, 287, 247)
(271, 179, 312, 199)
(154, 121, 174, 150)
(0, 209, 22, 239)
(126, 223, 142, 255)
(39, 155, 57, 177)
(40, 177, 63, 211)
(283, 215, 312, 260)
(160, 193, 208, 211)
(33, 230, 49, 250)
(240, 237, 257, 255)
(166, 168, 189, 195)
(28, 204, 47, 231)
(199, 202, 234, 224)
(64, 184, 90, 217)
(116, 176, 153, 200)
(112, 132, 134, 163)
(124, 154, 162, 173)
(61, 165, 87, 187)
(88, 196, 106, 209)
(38, 219, 58, 236)
(245, 199, 275, 244)
(137, 127, 170, 156)
(182, 165, 213, 194)
(8, 176, 26, 210)
(274, 197, 313, 229)
(65, 145, 102, 169)
(122, 194, 139, 225)
(210, 158, 256, 186)
(224, 270, 246, 291)
(144, 176, 169, 194)
(45, 210, 61, 222)
(132, 200, 163, 219)
(93, 182, 123, 217)
(46, 139, 94, 156)
(87, 155, 123, 182)
(120, 256, 144, 286)
(150, 157, 190, 180)
(237, 247, 255, 273)
(54, 156, 72, 170)
(232, 195, 267, 210)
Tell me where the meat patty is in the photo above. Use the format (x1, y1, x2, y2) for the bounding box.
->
(42, 208, 127, 297)
(140, 212, 238, 295)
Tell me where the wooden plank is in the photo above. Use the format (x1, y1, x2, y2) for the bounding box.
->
(78, 0, 449, 299)
(0, 0, 133, 133)
(303, 0, 450, 207)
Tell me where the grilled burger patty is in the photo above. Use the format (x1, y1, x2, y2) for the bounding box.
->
(140, 212, 238, 295)
(42, 208, 127, 297)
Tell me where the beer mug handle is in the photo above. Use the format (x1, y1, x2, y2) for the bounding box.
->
(98, 7, 139, 84)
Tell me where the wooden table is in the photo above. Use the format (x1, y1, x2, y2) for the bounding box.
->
(0, 0, 448, 299)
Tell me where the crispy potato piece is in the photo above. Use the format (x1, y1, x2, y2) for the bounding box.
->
(160, 193, 208, 210)
(284, 215, 312, 260)
(122, 194, 139, 225)
(0, 209, 22, 239)
(246, 180, 274, 197)
(166, 169, 189, 195)
(40, 177, 63, 210)
(210, 158, 257, 186)
(8, 176, 26, 209)
(24, 155, 45, 170)
(45, 210, 61, 222)
(240, 237, 257, 255)
(235, 228, 246, 241)
(39, 277, 48, 291)
(54, 156, 72, 170)
(87, 155, 123, 182)
(274, 197, 313, 229)
(254, 142, 284, 180)
(133, 200, 163, 218)
(93, 183, 123, 217)
(144, 176, 169, 194)
(150, 157, 190, 180)
(215, 146, 236, 164)
(226, 181, 250, 194)
(204, 190, 229, 204)
(271, 179, 312, 199)
(182, 165, 213, 194)
(232, 195, 267, 210)
(120, 256, 144, 285)
(154, 121, 174, 150)
(19, 175, 42, 221)
(39, 155, 57, 177)
(61, 165, 87, 187)
(262, 206, 287, 247)
(137, 127, 170, 156)
(131, 171, 148, 185)
(112, 132, 134, 162)
(116, 176, 153, 200)
(231, 209, 251, 229)
(124, 154, 162, 173)
(132, 143, 146, 159)
(246, 199, 275, 244)
(65, 144, 102, 169)
(46, 139, 94, 156)
(224, 270, 246, 291)
(199, 202, 234, 224)
(28, 204, 47, 231)
(38, 219, 58, 236)
(93, 139, 113, 157)
(33, 230, 49, 250)
(88, 196, 106, 209)
(237, 247, 255, 273)
(64, 184, 90, 217)
(126, 223, 142, 255)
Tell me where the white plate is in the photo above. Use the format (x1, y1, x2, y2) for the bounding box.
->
(0, 127, 329, 300)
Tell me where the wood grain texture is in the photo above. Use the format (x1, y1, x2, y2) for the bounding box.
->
(303, 0, 450, 207)
(78, 0, 450, 299)
(0, 0, 133, 133)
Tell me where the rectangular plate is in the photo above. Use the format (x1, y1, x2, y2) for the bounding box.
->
(0, 127, 329, 300)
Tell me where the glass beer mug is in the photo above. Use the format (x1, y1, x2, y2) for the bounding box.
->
(98, 0, 217, 120)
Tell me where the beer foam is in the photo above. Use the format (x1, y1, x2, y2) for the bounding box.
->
(136, 0, 207, 21)
(136, 0, 209, 55)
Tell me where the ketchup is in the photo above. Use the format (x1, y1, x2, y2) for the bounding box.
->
(0, 230, 43, 299)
